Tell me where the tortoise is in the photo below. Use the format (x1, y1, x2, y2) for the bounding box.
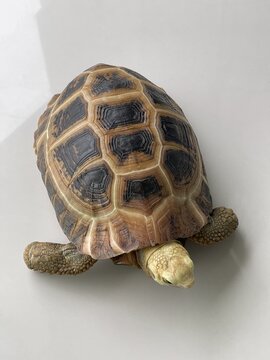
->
(24, 63, 238, 287)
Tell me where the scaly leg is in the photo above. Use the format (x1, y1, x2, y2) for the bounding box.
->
(190, 207, 238, 245)
(24, 242, 97, 275)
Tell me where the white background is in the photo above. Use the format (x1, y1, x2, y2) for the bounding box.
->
(1, 1, 270, 359)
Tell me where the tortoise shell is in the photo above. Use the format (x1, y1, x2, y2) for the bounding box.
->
(34, 64, 212, 260)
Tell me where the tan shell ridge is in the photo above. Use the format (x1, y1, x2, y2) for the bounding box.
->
(34, 63, 212, 260)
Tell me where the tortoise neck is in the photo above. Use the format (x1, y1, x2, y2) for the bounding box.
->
(136, 244, 165, 274)
(112, 251, 141, 268)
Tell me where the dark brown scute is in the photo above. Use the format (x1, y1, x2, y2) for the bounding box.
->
(164, 149, 195, 186)
(159, 115, 195, 150)
(56, 73, 88, 106)
(109, 129, 153, 163)
(36, 144, 47, 181)
(91, 72, 135, 96)
(96, 100, 146, 130)
(45, 175, 57, 201)
(60, 210, 77, 238)
(53, 194, 66, 220)
(195, 180, 213, 216)
(34, 108, 51, 147)
(118, 170, 167, 216)
(71, 163, 112, 209)
(144, 84, 183, 115)
(124, 176, 162, 202)
(52, 96, 87, 138)
(53, 128, 100, 177)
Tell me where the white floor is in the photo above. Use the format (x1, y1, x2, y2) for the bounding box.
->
(1, 1, 269, 359)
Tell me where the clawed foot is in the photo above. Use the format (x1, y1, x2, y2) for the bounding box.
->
(24, 242, 96, 275)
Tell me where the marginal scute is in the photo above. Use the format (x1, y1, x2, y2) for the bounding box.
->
(52, 96, 87, 138)
(47, 94, 60, 107)
(53, 194, 66, 220)
(90, 221, 115, 259)
(153, 198, 203, 241)
(120, 66, 151, 83)
(159, 115, 195, 149)
(164, 149, 195, 186)
(109, 129, 154, 163)
(195, 180, 213, 216)
(96, 100, 146, 130)
(71, 222, 89, 248)
(53, 128, 100, 178)
(56, 73, 88, 106)
(144, 84, 183, 115)
(34, 107, 51, 148)
(60, 210, 77, 238)
(109, 212, 140, 254)
(71, 163, 112, 212)
(90, 71, 135, 96)
(45, 174, 56, 201)
(36, 143, 47, 181)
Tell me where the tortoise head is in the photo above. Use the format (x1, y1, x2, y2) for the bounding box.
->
(138, 241, 195, 288)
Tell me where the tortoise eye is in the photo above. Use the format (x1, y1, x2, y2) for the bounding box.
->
(162, 278, 172, 284)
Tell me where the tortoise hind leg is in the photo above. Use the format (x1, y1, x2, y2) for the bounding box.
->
(190, 207, 238, 245)
(24, 242, 97, 275)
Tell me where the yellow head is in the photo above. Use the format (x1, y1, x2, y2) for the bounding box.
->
(140, 241, 195, 288)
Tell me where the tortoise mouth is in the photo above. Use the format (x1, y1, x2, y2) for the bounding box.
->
(182, 279, 195, 288)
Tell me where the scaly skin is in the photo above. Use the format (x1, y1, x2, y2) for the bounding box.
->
(24, 242, 97, 275)
(136, 241, 195, 288)
(190, 207, 238, 245)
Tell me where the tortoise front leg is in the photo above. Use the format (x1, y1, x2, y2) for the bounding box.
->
(24, 242, 97, 275)
(190, 207, 238, 245)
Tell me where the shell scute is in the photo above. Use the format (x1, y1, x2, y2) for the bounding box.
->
(195, 180, 213, 216)
(164, 149, 196, 187)
(60, 210, 77, 238)
(51, 96, 87, 138)
(53, 128, 101, 179)
(144, 83, 184, 115)
(108, 129, 154, 164)
(90, 71, 136, 97)
(36, 143, 47, 181)
(53, 194, 66, 220)
(89, 221, 115, 259)
(56, 73, 88, 106)
(70, 162, 113, 215)
(158, 115, 195, 150)
(120, 66, 152, 83)
(96, 99, 146, 131)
